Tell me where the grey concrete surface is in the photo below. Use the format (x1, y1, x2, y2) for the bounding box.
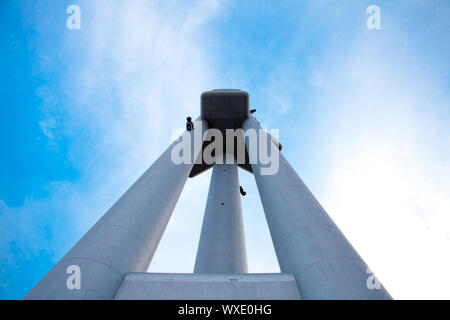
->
(194, 163, 248, 274)
(243, 115, 392, 300)
(25, 119, 208, 300)
(114, 273, 301, 300)
(24, 88, 393, 300)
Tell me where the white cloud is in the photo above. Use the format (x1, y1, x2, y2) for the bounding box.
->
(58, 0, 265, 273)
(309, 24, 450, 299)
(53, 0, 224, 230)
(242, 2, 450, 299)
(323, 143, 450, 299)
(1, 0, 225, 287)
(4, 0, 278, 286)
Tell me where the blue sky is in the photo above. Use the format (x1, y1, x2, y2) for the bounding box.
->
(1, 0, 449, 299)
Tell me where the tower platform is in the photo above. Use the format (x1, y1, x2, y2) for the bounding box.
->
(114, 273, 301, 300)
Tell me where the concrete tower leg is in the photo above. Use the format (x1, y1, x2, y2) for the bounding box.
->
(194, 163, 248, 274)
(25, 119, 207, 300)
(243, 116, 391, 299)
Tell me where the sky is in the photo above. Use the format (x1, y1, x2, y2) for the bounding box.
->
(0, 0, 449, 299)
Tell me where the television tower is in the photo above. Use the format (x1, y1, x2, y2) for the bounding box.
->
(25, 90, 391, 300)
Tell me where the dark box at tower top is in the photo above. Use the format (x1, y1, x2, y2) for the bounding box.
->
(201, 89, 249, 130)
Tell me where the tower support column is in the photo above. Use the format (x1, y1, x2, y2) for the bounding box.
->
(243, 116, 391, 299)
(194, 163, 248, 274)
(26, 119, 207, 300)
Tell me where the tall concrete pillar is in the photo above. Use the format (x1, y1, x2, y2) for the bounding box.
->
(26, 119, 208, 300)
(243, 116, 391, 299)
(194, 163, 248, 274)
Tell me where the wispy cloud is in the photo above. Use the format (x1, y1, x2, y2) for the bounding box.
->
(1, 0, 226, 297)
(239, 1, 450, 298)
(67, 0, 225, 271)
(305, 12, 450, 299)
